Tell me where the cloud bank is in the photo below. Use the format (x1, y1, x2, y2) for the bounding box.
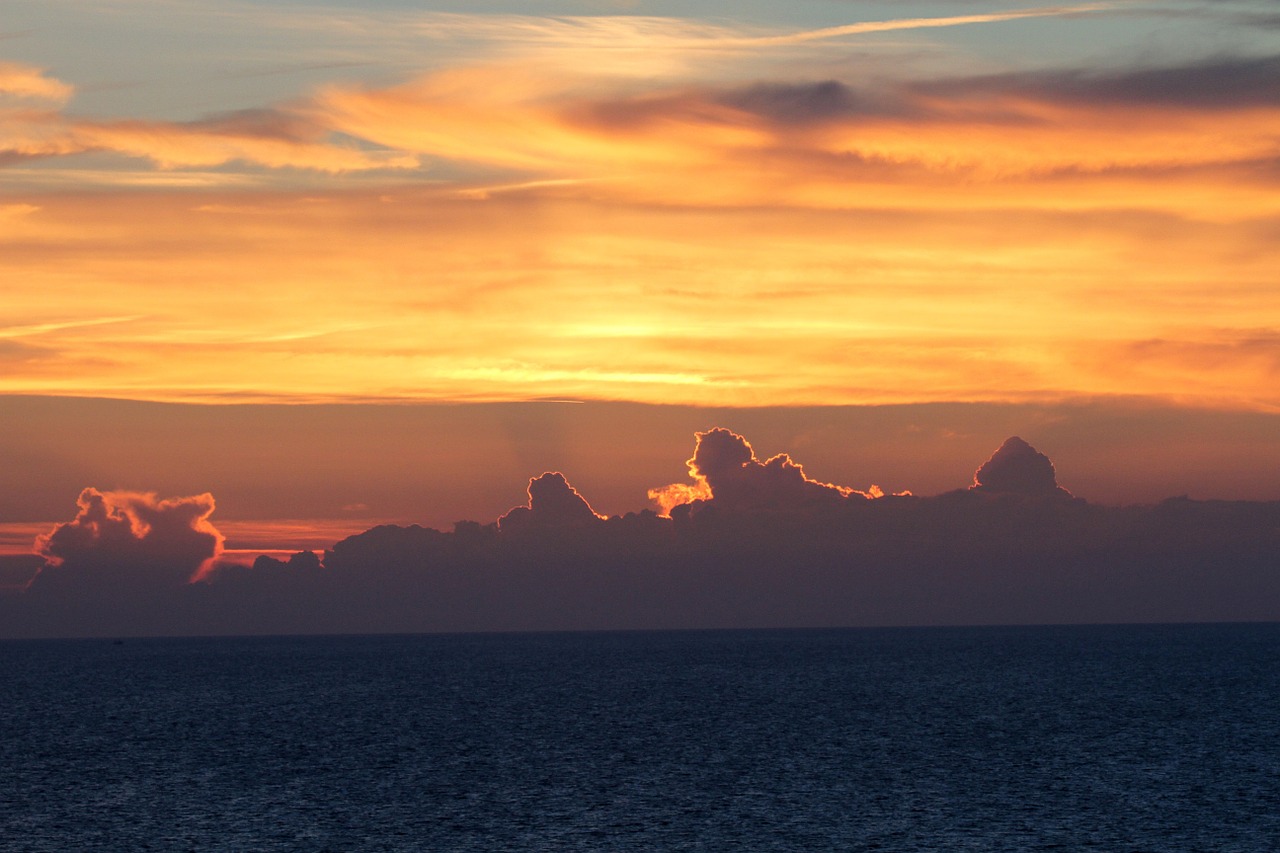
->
(3, 433, 1278, 638)
(7, 39, 1279, 216)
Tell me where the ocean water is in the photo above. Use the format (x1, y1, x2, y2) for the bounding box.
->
(2, 624, 1278, 851)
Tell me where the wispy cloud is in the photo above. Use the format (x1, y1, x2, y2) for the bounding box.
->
(0, 59, 418, 174)
(3, 2, 1277, 411)
(721, 3, 1111, 47)
(2, 106, 419, 173)
(299, 54, 1280, 218)
(0, 62, 72, 103)
(0, 316, 144, 339)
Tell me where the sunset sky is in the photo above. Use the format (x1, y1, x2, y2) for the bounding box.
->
(4, 0, 1280, 566)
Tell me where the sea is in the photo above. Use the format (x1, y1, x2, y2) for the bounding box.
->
(2, 623, 1278, 851)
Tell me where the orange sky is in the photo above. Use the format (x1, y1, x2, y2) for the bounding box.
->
(4, 4, 1280, 411)
(4, 188, 1278, 410)
(3, 0, 1280, 557)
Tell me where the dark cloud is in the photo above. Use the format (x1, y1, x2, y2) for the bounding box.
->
(577, 79, 930, 135)
(4, 433, 1280, 637)
(192, 108, 327, 143)
(715, 80, 911, 125)
(0, 554, 42, 591)
(575, 54, 1280, 145)
(498, 472, 603, 533)
(918, 55, 1280, 111)
(650, 427, 868, 516)
(30, 488, 223, 592)
(971, 436, 1072, 498)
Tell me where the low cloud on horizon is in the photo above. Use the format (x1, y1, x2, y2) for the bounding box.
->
(3, 429, 1278, 638)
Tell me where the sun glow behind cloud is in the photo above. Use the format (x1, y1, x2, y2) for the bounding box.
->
(2, 1, 1279, 409)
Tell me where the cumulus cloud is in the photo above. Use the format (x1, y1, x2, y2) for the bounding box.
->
(970, 436, 1073, 498)
(30, 488, 224, 591)
(649, 427, 872, 515)
(499, 471, 605, 533)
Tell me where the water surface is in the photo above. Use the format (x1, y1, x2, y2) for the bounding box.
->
(3, 624, 1278, 851)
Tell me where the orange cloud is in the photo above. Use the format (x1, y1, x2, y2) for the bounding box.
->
(33, 488, 224, 586)
(0, 62, 73, 103)
(287, 58, 1280, 219)
(5, 50, 1277, 218)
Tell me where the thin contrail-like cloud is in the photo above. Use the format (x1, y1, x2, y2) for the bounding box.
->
(730, 3, 1112, 47)
(0, 316, 146, 339)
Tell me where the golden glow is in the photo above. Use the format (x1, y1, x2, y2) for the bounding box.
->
(1, 183, 1277, 408)
(3, 10, 1279, 412)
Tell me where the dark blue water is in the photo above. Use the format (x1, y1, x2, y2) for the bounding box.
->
(3, 624, 1279, 851)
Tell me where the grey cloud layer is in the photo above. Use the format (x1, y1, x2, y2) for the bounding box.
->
(3, 432, 1278, 638)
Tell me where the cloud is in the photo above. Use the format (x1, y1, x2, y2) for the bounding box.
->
(0, 62, 73, 103)
(649, 427, 871, 516)
(0, 554, 42, 591)
(711, 80, 908, 125)
(1, 106, 419, 173)
(6, 27, 1278, 221)
(4, 432, 1280, 637)
(403, 5, 1110, 63)
(499, 471, 605, 533)
(725, 3, 1110, 47)
(923, 55, 1280, 111)
(294, 51, 1280, 217)
(0, 62, 418, 172)
(970, 436, 1073, 497)
(30, 488, 224, 591)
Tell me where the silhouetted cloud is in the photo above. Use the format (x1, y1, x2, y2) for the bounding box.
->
(4, 433, 1279, 638)
(499, 472, 604, 533)
(649, 427, 870, 515)
(30, 488, 224, 591)
(0, 554, 42, 592)
(970, 436, 1072, 498)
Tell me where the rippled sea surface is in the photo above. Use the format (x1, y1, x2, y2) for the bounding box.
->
(3, 624, 1279, 851)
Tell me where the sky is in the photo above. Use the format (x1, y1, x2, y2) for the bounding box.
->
(2, 0, 1280, 634)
